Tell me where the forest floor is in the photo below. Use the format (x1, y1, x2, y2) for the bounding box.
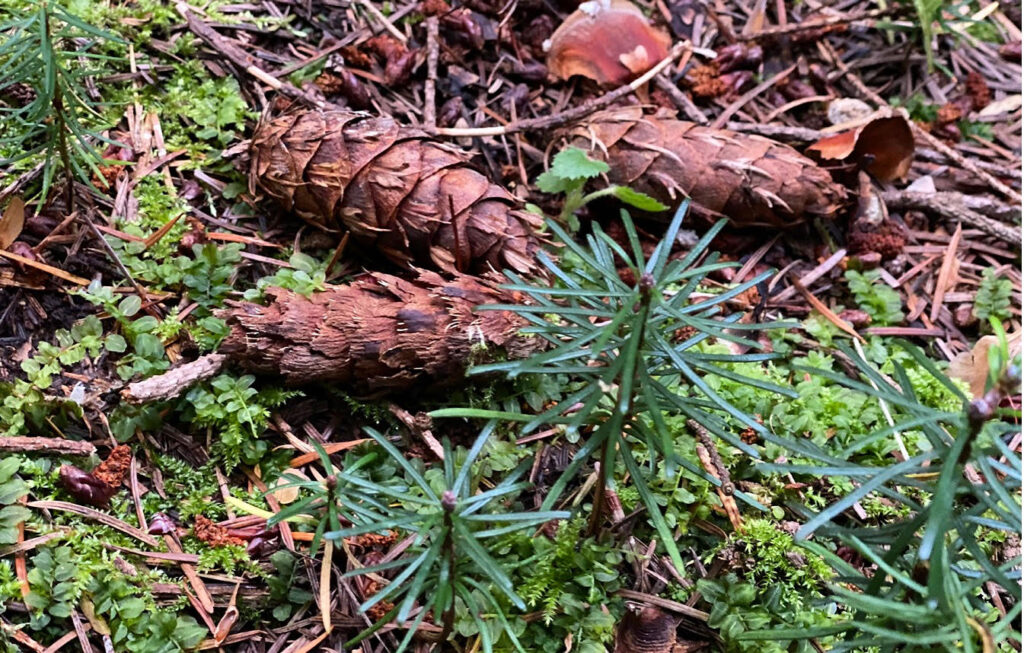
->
(0, 0, 1021, 652)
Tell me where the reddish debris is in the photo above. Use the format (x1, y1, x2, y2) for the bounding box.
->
(964, 71, 991, 111)
(999, 40, 1021, 61)
(847, 217, 907, 260)
(839, 309, 872, 328)
(92, 445, 132, 488)
(193, 515, 246, 548)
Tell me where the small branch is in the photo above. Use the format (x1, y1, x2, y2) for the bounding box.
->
(422, 16, 439, 129)
(653, 74, 708, 124)
(432, 42, 689, 137)
(880, 190, 1022, 245)
(358, 0, 407, 43)
(175, 3, 325, 110)
(735, 7, 900, 41)
(0, 437, 95, 457)
(123, 353, 229, 403)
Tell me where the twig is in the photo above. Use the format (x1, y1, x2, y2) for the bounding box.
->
(710, 62, 797, 129)
(175, 3, 326, 110)
(653, 74, 708, 124)
(881, 190, 1021, 246)
(615, 589, 710, 621)
(358, 0, 407, 43)
(123, 353, 229, 403)
(0, 436, 95, 457)
(432, 42, 689, 137)
(736, 7, 899, 41)
(770, 248, 847, 304)
(423, 16, 439, 129)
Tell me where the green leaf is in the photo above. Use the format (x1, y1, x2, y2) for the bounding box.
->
(547, 147, 609, 182)
(610, 186, 668, 212)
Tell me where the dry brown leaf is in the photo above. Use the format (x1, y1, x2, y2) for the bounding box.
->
(546, 0, 671, 86)
(270, 470, 308, 504)
(949, 333, 1023, 398)
(807, 114, 915, 182)
(0, 196, 25, 250)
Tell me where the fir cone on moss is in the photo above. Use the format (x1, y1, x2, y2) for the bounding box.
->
(568, 107, 846, 228)
(218, 270, 540, 396)
(249, 110, 542, 274)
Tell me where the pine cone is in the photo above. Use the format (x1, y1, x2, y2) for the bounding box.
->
(249, 110, 542, 274)
(569, 107, 846, 228)
(218, 271, 540, 396)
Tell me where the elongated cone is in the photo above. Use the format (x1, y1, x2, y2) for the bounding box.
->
(218, 271, 539, 396)
(570, 107, 846, 228)
(250, 110, 542, 274)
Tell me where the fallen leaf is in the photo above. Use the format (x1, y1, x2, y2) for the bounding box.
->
(0, 196, 25, 250)
(827, 98, 873, 125)
(978, 94, 1022, 117)
(546, 0, 671, 86)
(949, 333, 1022, 398)
(270, 469, 308, 504)
(808, 113, 915, 182)
(59, 465, 118, 507)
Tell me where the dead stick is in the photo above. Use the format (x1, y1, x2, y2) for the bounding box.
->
(880, 190, 1021, 246)
(432, 42, 688, 137)
(123, 353, 229, 403)
(736, 7, 900, 41)
(710, 62, 797, 129)
(423, 16, 439, 129)
(175, 3, 325, 110)
(0, 436, 95, 457)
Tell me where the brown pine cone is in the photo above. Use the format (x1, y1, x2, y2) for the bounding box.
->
(249, 110, 542, 274)
(567, 107, 846, 228)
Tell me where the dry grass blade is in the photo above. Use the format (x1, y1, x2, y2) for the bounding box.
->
(930, 224, 962, 323)
(28, 500, 159, 546)
(790, 276, 866, 342)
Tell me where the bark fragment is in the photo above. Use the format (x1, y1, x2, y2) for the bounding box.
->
(567, 107, 846, 228)
(217, 271, 540, 396)
(249, 110, 542, 274)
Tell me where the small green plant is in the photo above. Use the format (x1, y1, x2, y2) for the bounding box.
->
(435, 204, 796, 572)
(87, 568, 206, 653)
(243, 251, 329, 301)
(180, 372, 301, 468)
(265, 551, 314, 621)
(534, 146, 667, 230)
(973, 268, 1013, 328)
(0, 315, 126, 436)
(845, 269, 904, 326)
(24, 546, 79, 628)
(0, 1, 123, 202)
(0, 457, 29, 545)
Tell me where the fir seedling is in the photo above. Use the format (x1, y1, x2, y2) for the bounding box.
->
(0, 1, 123, 204)
(336, 424, 569, 651)
(754, 335, 1022, 650)
(270, 425, 568, 652)
(435, 202, 796, 572)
